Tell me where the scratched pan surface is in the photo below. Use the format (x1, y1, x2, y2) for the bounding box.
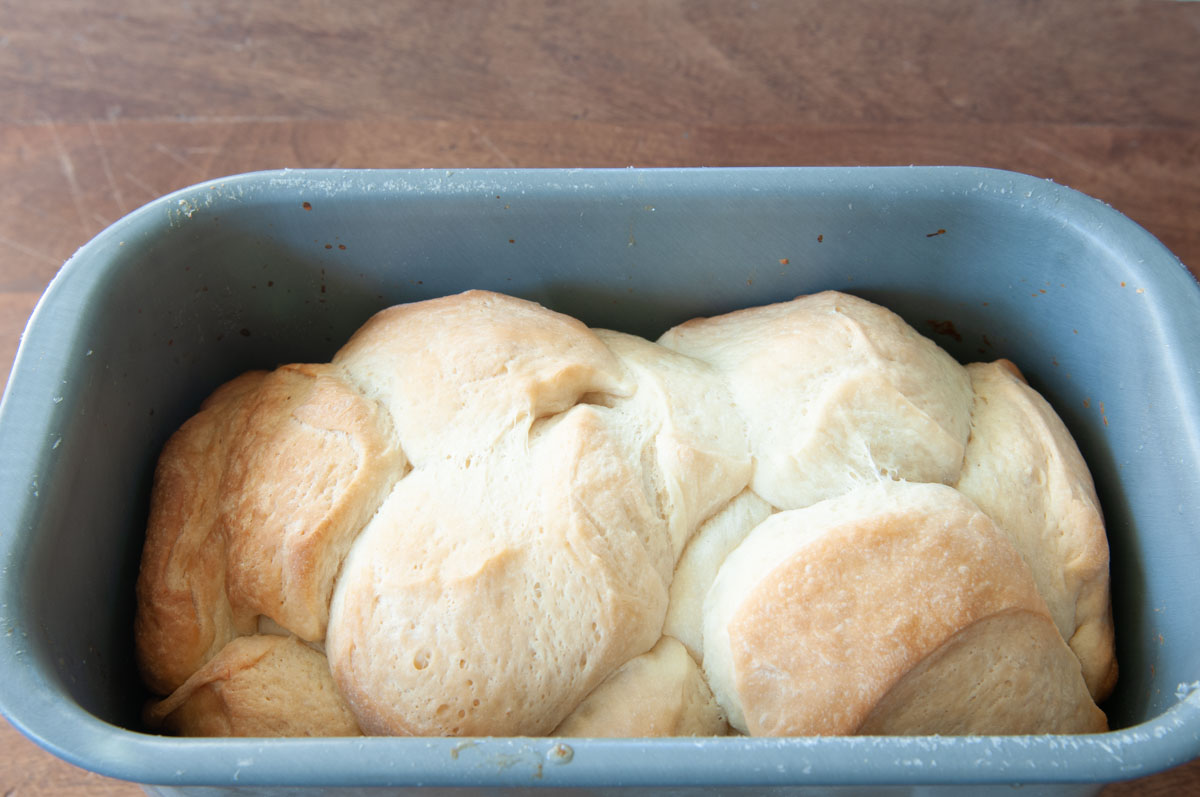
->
(0, 167, 1198, 796)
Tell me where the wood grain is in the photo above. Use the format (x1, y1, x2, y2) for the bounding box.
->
(3, 0, 1198, 126)
(1, 0, 1197, 794)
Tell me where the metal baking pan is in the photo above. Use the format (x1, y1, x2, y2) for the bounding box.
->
(1, 167, 1197, 796)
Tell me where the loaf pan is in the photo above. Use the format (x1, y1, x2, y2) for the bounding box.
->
(1, 167, 1198, 796)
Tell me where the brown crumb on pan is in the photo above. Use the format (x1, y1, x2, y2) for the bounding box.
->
(925, 319, 962, 342)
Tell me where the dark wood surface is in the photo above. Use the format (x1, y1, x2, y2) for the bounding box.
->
(1, 1, 1197, 793)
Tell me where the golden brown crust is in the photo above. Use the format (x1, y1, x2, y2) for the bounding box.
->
(992, 357, 1027, 382)
(860, 609, 1107, 735)
(955, 361, 1117, 701)
(135, 362, 404, 697)
(704, 481, 1104, 736)
(146, 634, 361, 737)
(134, 370, 266, 695)
(221, 363, 404, 642)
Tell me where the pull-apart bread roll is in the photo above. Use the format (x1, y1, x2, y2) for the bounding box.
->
(664, 489, 774, 660)
(657, 291, 974, 510)
(702, 480, 1107, 736)
(552, 636, 727, 737)
(954, 361, 1117, 702)
(134, 363, 402, 698)
(135, 289, 1115, 738)
(146, 634, 361, 737)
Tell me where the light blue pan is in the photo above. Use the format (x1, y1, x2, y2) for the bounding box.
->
(1, 168, 1197, 795)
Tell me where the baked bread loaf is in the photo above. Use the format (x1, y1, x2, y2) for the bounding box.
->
(135, 289, 1115, 738)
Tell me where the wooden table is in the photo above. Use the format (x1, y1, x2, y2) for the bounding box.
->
(1, 1, 1197, 793)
